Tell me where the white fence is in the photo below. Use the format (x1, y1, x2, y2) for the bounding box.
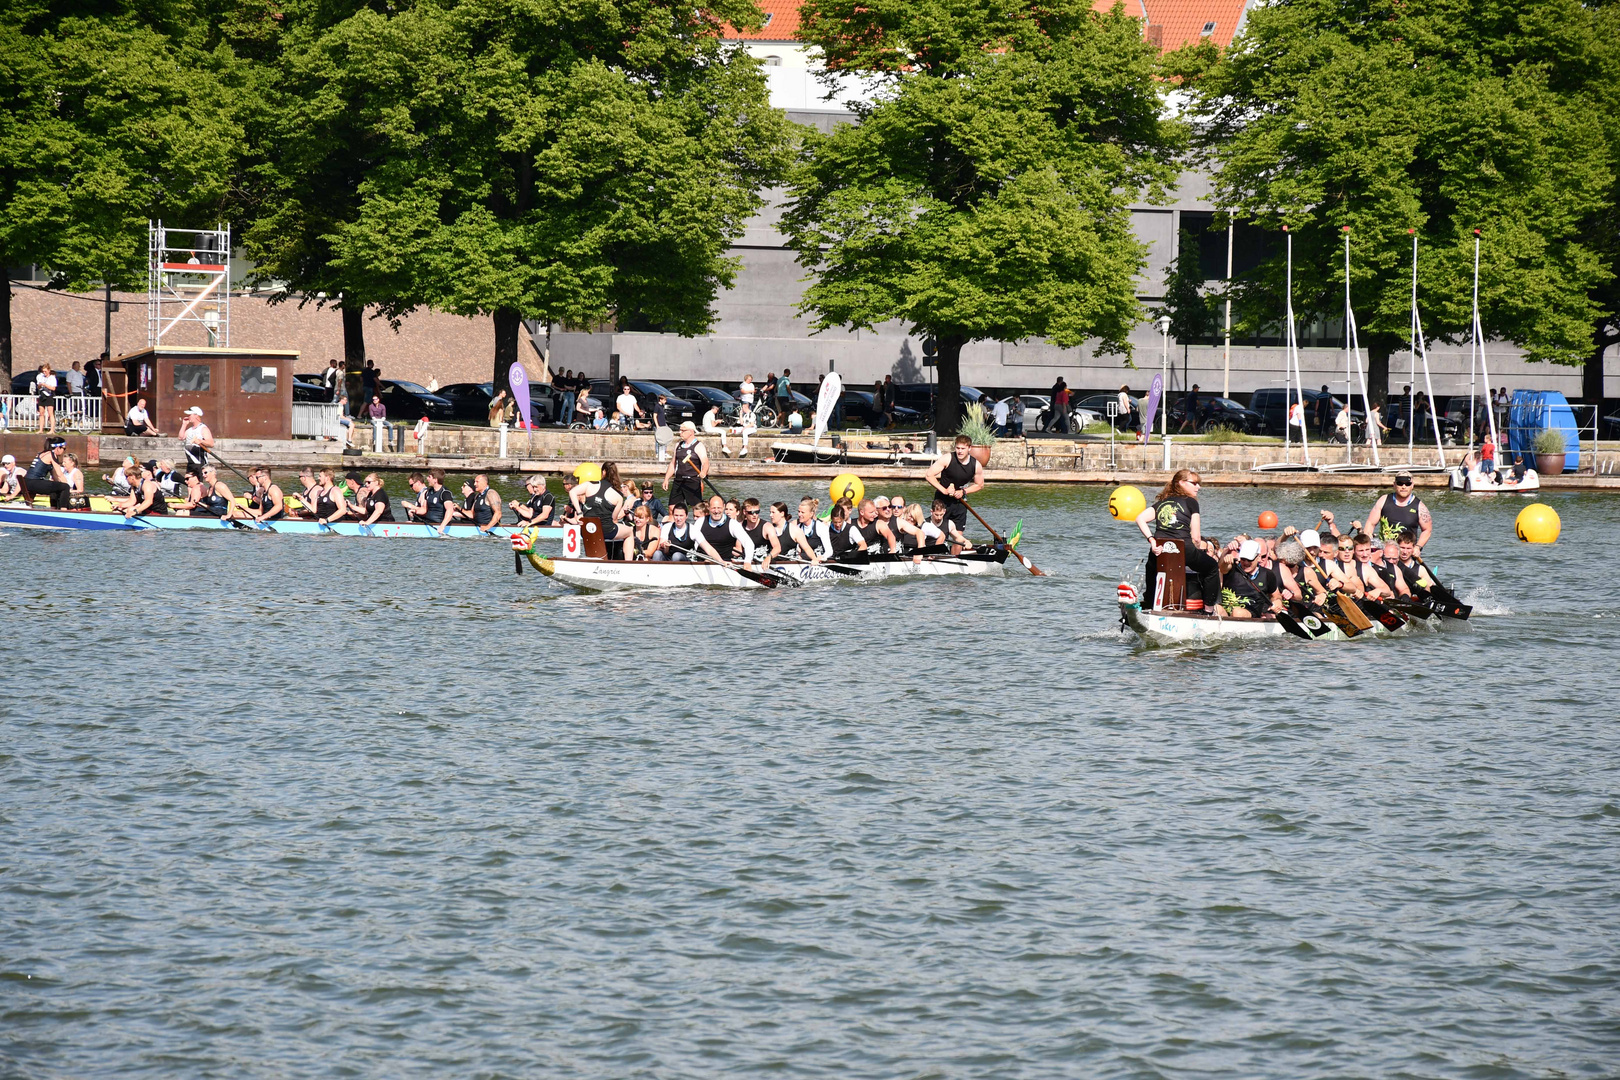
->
(292, 402, 343, 439)
(0, 395, 102, 433)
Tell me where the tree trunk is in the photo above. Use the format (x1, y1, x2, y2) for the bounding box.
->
(341, 305, 366, 414)
(493, 307, 521, 394)
(933, 333, 966, 435)
(1585, 326, 1611, 403)
(1, 280, 12, 382)
(1366, 345, 1390, 406)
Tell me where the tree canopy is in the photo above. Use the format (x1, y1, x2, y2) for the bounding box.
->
(315, 0, 794, 388)
(1181, 0, 1613, 399)
(784, 0, 1182, 434)
(0, 3, 243, 375)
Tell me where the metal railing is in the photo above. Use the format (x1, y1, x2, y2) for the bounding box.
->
(0, 394, 102, 433)
(292, 402, 343, 439)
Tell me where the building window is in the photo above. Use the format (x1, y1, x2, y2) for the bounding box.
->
(762, 11, 772, 24)
(241, 366, 278, 394)
(1201, 20, 1217, 35)
(764, 54, 783, 66)
(173, 364, 211, 392)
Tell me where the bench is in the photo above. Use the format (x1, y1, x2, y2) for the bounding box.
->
(1026, 441, 1087, 468)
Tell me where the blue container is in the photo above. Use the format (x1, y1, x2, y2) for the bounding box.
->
(1506, 391, 1579, 472)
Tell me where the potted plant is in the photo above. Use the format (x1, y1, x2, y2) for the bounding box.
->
(958, 401, 995, 465)
(1532, 427, 1567, 475)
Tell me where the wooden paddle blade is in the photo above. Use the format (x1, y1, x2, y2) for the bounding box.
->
(1334, 594, 1374, 633)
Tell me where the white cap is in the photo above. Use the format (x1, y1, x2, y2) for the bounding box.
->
(1, 454, 13, 464)
(186, 406, 203, 416)
(1238, 539, 1261, 561)
(1300, 529, 1321, 548)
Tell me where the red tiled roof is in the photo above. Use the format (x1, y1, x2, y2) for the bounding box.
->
(726, 0, 802, 42)
(1104, 0, 1250, 52)
(722, 0, 1248, 52)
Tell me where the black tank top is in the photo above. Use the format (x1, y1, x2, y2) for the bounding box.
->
(701, 515, 737, 559)
(423, 486, 449, 523)
(468, 487, 494, 526)
(142, 481, 167, 514)
(581, 482, 616, 523)
(202, 487, 230, 515)
(744, 519, 768, 554)
(673, 441, 701, 481)
(829, 521, 856, 555)
(855, 518, 882, 548)
(939, 454, 976, 501)
(1376, 494, 1423, 540)
(313, 485, 339, 518)
(665, 522, 696, 553)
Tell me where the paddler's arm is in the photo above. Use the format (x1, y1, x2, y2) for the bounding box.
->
(1188, 511, 1203, 547)
(323, 495, 348, 525)
(792, 524, 821, 563)
(1416, 502, 1432, 550)
(482, 490, 503, 533)
(695, 442, 710, 479)
(761, 528, 782, 568)
(1365, 495, 1386, 536)
(923, 454, 950, 498)
(364, 499, 387, 525)
(1134, 506, 1156, 549)
(730, 519, 754, 563)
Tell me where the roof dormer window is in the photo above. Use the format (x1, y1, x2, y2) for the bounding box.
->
(1201, 20, 1216, 35)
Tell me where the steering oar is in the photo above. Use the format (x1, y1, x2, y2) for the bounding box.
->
(959, 498, 1044, 576)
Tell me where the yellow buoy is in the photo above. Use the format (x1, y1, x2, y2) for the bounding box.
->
(1109, 484, 1146, 521)
(1515, 502, 1560, 544)
(572, 462, 602, 484)
(830, 472, 865, 507)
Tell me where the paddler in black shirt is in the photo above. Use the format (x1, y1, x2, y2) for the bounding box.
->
(1133, 468, 1225, 615)
(1219, 539, 1281, 618)
(512, 474, 555, 525)
(1393, 530, 1433, 597)
(1367, 474, 1432, 549)
(924, 435, 984, 540)
(349, 473, 395, 525)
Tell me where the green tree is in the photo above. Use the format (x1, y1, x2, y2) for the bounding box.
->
(0, 8, 242, 377)
(238, 0, 405, 389)
(318, 0, 793, 391)
(784, 0, 1180, 435)
(1184, 0, 1612, 402)
(1151, 226, 1215, 375)
(1578, 3, 1620, 403)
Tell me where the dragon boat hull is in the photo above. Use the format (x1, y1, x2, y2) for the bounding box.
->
(0, 504, 562, 541)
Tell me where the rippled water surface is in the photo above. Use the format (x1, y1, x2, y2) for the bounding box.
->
(3, 481, 1618, 1079)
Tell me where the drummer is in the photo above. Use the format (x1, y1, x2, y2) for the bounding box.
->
(1133, 469, 1224, 615)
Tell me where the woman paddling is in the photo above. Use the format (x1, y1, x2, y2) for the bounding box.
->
(1134, 469, 1224, 616)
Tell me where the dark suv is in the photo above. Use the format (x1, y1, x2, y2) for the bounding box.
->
(1247, 387, 1358, 437)
(589, 380, 699, 424)
(890, 384, 986, 421)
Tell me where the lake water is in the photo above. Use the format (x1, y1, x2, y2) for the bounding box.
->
(3, 480, 1617, 1078)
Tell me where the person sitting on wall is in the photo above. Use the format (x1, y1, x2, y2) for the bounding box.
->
(124, 397, 161, 437)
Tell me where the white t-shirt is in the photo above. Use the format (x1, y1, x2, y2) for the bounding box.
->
(993, 399, 1010, 425)
(738, 379, 754, 404)
(64, 368, 85, 393)
(616, 392, 638, 418)
(127, 405, 150, 428)
(36, 373, 57, 396)
(702, 408, 722, 433)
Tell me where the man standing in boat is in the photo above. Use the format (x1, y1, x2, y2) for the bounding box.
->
(662, 421, 709, 510)
(924, 435, 984, 544)
(1366, 474, 1432, 550)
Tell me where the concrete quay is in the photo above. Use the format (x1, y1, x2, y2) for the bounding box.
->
(92, 429, 1620, 490)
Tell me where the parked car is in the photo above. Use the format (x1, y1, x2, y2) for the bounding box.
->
(437, 381, 495, 421)
(588, 380, 699, 425)
(671, 385, 742, 421)
(1167, 395, 1265, 434)
(890, 383, 986, 421)
(839, 390, 924, 428)
(291, 375, 328, 404)
(376, 379, 455, 421)
(1247, 387, 1361, 437)
(1384, 395, 1463, 445)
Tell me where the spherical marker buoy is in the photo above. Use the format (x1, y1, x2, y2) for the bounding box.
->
(1258, 510, 1279, 530)
(1109, 485, 1146, 521)
(830, 472, 865, 507)
(1515, 503, 1560, 544)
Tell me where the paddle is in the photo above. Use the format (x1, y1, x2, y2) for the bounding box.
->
(960, 499, 1045, 576)
(1413, 553, 1472, 619)
(685, 542, 783, 589)
(1333, 593, 1375, 633)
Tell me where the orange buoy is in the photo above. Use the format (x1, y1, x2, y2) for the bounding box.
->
(1258, 510, 1279, 530)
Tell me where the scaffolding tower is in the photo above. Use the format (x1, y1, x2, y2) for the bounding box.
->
(148, 221, 231, 347)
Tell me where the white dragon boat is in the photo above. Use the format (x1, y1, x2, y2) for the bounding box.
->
(514, 525, 1007, 592)
(0, 502, 562, 541)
